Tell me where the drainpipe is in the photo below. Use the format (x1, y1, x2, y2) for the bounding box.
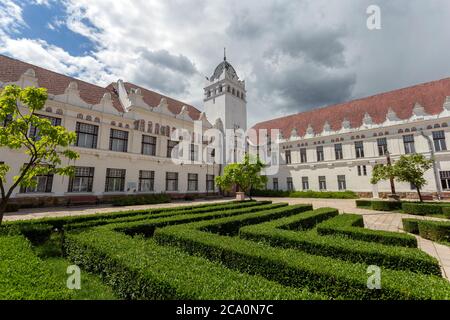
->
(420, 131, 442, 200)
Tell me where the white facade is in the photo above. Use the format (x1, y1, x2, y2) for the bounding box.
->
(264, 100, 450, 198)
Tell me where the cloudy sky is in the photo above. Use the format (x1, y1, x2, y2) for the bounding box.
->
(1, 0, 450, 127)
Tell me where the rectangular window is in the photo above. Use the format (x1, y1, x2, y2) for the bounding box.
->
(75, 122, 98, 149)
(273, 178, 279, 190)
(139, 170, 154, 192)
(433, 130, 447, 152)
(377, 138, 388, 156)
(166, 172, 178, 191)
(337, 175, 346, 190)
(316, 146, 324, 162)
(206, 174, 215, 191)
(334, 143, 343, 160)
(440, 171, 450, 190)
(190, 144, 199, 162)
(20, 165, 53, 193)
(29, 115, 62, 139)
(403, 134, 415, 154)
(357, 165, 367, 176)
(187, 173, 198, 191)
(68, 166, 94, 192)
(105, 168, 125, 192)
(285, 150, 291, 164)
(141, 135, 157, 156)
(355, 141, 364, 158)
(167, 140, 178, 158)
(301, 177, 309, 190)
(109, 129, 128, 152)
(319, 176, 327, 190)
(287, 177, 294, 191)
(300, 148, 307, 163)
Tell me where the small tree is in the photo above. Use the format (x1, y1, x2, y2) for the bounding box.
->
(215, 154, 267, 200)
(0, 85, 79, 224)
(371, 154, 433, 202)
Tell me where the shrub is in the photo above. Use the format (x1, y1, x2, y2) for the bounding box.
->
(316, 214, 417, 247)
(442, 207, 450, 219)
(0, 235, 70, 299)
(402, 219, 420, 234)
(418, 220, 450, 243)
(240, 209, 440, 275)
(63, 228, 322, 300)
(251, 189, 358, 199)
(154, 215, 450, 299)
(371, 200, 403, 211)
(4, 203, 20, 212)
(5, 200, 257, 230)
(402, 203, 447, 216)
(112, 193, 171, 206)
(355, 200, 372, 208)
(113, 202, 287, 237)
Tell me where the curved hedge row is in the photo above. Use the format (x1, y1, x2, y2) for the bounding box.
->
(63, 228, 322, 300)
(402, 202, 450, 217)
(316, 214, 417, 247)
(402, 218, 450, 243)
(154, 211, 450, 299)
(239, 209, 440, 275)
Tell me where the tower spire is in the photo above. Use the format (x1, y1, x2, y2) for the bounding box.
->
(224, 47, 226, 61)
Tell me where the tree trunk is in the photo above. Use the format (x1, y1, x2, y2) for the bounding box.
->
(416, 187, 423, 203)
(0, 198, 8, 226)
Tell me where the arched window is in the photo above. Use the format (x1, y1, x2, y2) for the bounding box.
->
(411, 127, 417, 131)
(111, 121, 116, 126)
(94, 117, 100, 123)
(77, 113, 83, 119)
(398, 129, 403, 133)
(427, 125, 433, 130)
(86, 115, 92, 121)
(45, 107, 52, 113)
(405, 128, 410, 133)
(442, 123, 448, 128)
(155, 123, 160, 134)
(160, 126, 166, 136)
(232, 88, 235, 95)
(166, 125, 170, 137)
(434, 123, 441, 128)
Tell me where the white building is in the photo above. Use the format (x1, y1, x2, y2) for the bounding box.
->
(252, 78, 450, 199)
(0, 54, 246, 206)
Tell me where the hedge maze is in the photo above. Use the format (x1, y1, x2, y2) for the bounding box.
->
(2, 201, 450, 300)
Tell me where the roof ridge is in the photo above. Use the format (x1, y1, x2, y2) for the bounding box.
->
(0, 53, 111, 92)
(254, 76, 450, 126)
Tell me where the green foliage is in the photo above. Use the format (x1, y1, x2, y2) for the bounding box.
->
(111, 193, 171, 206)
(418, 220, 450, 243)
(215, 154, 268, 196)
(155, 211, 450, 299)
(316, 214, 417, 247)
(0, 85, 79, 222)
(402, 202, 448, 216)
(240, 209, 440, 275)
(0, 235, 70, 299)
(402, 219, 420, 234)
(64, 228, 322, 300)
(370, 154, 433, 202)
(251, 189, 358, 199)
(355, 200, 372, 207)
(371, 200, 403, 211)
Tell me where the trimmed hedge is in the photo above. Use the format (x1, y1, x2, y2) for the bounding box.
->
(355, 200, 372, 208)
(112, 193, 171, 206)
(0, 235, 70, 299)
(402, 203, 448, 216)
(442, 207, 450, 219)
(251, 189, 358, 199)
(112, 202, 288, 237)
(154, 212, 450, 299)
(240, 209, 440, 275)
(402, 219, 420, 234)
(63, 228, 323, 300)
(4, 200, 256, 230)
(316, 214, 417, 247)
(371, 201, 403, 212)
(418, 220, 450, 243)
(64, 200, 272, 231)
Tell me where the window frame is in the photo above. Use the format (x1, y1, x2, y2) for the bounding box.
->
(104, 168, 126, 192)
(75, 122, 99, 149)
(68, 166, 95, 193)
(138, 170, 155, 192)
(109, 129, 129, 153)
(141, 135, 157, 156)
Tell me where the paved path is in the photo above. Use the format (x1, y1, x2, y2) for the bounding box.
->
(4, 196, 450, 280)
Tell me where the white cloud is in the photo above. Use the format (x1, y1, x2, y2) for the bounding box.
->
(1, 0, 450, 127)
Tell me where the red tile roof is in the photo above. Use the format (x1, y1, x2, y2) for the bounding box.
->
(118, 82, 202, 120)
(0, 54, 124, 112)
(0, 54, 202, 118)
(252, 77, 450, 138)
